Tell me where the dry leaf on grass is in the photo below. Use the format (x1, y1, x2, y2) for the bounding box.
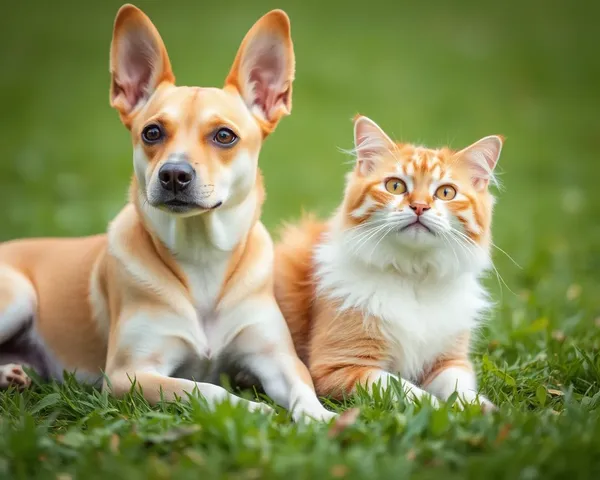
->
(494, 424, 512, 446)
(566, 284, 582, 301)
(551, 330, 566, 342)
(330, 465, 349, 478)
(109, 434, 120, 454)
(328, 408, 360, 438)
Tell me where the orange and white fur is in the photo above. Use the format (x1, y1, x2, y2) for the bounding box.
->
(275, 115, 504, 411)
(0, 4, 336, 422)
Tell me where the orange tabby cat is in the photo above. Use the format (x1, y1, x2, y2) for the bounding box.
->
(275, 115, 503, 411)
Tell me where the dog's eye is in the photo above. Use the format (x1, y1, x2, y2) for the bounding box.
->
(142, 124, 164, 144)
(435, 184, 457, 201)
(213, 128, 238, 146)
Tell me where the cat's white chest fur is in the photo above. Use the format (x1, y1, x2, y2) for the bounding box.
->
(314, 238, 490, 382)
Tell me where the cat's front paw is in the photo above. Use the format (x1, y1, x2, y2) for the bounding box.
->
(406, 386, 440, 408)
(452, 392, 496, 413)
(479, 396, 498, 413)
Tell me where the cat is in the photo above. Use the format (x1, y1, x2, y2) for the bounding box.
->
(274, 115, 503, 411)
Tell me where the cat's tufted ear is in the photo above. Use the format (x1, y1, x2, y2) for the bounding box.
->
(109, 4, 175, 126)
(225, 10, 295, 135)
(353, 115, 396, 176)
(456, 135, 504, 191)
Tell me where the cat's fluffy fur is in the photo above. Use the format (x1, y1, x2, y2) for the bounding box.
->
(275, 115, 503, 410)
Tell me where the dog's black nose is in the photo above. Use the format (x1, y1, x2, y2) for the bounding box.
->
(158, 162, 195, 193)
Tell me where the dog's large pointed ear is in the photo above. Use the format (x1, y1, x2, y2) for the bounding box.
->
(224, 10, 295, 135)
(109, 4, 175, 126)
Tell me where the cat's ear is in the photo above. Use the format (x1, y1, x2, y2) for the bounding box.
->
(353, 115, 396, 176)
(456, 135, 504, 191)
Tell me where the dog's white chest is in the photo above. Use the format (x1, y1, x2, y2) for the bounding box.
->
(178, 256, 233, 353)
(181, 261, 228, 318)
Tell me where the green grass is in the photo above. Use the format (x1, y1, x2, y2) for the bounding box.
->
(1, 0, 599, 478)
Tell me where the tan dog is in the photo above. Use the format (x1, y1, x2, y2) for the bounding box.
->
(0, 4, 336, 422)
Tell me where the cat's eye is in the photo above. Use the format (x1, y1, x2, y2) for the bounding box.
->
(435, 184, 457, 201)
(385, 178, 407, 195)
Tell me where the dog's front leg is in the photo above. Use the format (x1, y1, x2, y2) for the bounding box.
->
(225, 297, 337, 422)
(107, 369, 272, 414)
(104, 310, 273, 415)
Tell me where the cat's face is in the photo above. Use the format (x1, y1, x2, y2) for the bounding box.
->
(339, 116, 503, 272)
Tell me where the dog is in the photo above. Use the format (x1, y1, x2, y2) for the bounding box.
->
(0, 4, 336, 422)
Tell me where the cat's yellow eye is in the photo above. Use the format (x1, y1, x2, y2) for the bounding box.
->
(435, 184, 457, 201)
(385, 178, 407, 195)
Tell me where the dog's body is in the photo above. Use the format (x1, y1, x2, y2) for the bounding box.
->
(0, 4, 336, 422)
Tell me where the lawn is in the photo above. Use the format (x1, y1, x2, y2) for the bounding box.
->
(1, 0, 599, 478)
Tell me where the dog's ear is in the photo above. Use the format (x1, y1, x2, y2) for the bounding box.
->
(225, 10, 295, 135)
(109, 4, 174, 126)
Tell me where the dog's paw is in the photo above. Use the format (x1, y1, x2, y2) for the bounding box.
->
(0, 364, 31, 389)
(313, 409, 339, 423)
(293, 406, 338, 423)
(248, 401, 275, 416)
(419, 393, 441, 408)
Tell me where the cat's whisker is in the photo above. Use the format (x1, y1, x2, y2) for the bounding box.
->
(356, 221, 399, 252)
(490, 242, 522, 269)
(446, 227, 516, 297)
(344, 218, 387, 234)
(350, 223, 392, 255)
(344, 221, 387, 247)
(420, 218, 464, 263)
(437, 227, 475, 267)
(434, 228, 460, 267)
(342, 222, 387, 249)
(345, 224, 383, 253)
(367, 223, 397, 262)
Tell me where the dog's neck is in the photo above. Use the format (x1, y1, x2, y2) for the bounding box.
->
(130, 174, 264, 264)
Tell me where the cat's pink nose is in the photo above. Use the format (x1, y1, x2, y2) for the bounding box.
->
(410, 202, 430, 216)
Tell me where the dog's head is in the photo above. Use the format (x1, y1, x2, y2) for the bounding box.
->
(109, 4, 295, 215)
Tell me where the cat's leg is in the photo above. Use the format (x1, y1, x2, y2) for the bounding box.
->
(420, 335, 496, 412)
(422, 361, 495, 412)
(311, 363, 439, 407)
(363, 369, 440, 406)
(308, 305, 438, 406)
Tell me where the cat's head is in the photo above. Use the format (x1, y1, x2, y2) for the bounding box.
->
(337, 115, 503, 275)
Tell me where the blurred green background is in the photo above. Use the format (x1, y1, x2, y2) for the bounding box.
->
(0, 0, 598, 313)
